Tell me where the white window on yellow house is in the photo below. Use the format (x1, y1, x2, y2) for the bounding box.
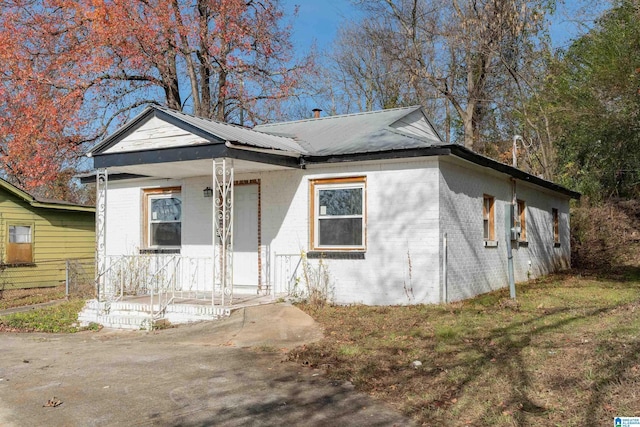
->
(483, 195, 495, 241)
(310, 177, 366, 250)
(7, 225, 33, 264)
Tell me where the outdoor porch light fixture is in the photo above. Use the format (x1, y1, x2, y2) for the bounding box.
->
(203, 187, 213, 198)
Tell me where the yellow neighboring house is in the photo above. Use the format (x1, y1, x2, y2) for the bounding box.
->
(0, 178, 95, 290)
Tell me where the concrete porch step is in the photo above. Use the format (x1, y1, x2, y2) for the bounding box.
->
(78, 299, 232, 330)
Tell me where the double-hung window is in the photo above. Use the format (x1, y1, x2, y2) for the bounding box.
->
(143, 187, 182, 249)
(7, 224, 33, 264)
(311, 177, 366, 250)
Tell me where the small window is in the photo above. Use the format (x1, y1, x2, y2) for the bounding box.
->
(143, 187, 182, 248)
(552, 208, 560, 244)
(310, 177, 366, 250)
(517, 199, 527, 241)
(7, 225, 33, 264)
(483, 195, 495, 241)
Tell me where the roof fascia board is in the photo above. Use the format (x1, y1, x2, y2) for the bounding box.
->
(302, 144, 579, 199)
(0, 177, 94, 211)
(302, 147, 452, 164)
(92, 143, 300, 169)
(30, 202, 95, 213)
(79, 173, 151, 185)
(0, 178, 34, 204)
(447, 145, 581, 199)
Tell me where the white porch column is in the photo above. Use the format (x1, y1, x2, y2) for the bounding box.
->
(95, 168, 108, 301)
(212, 159, 234, 306)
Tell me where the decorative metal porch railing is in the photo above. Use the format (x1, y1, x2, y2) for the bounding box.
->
(98, 255, 225, 317)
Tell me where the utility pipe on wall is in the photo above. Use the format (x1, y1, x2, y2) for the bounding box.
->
(442, 233, 448, 303)
(507, 177, 517, 299)
(512, 135, 524, 168)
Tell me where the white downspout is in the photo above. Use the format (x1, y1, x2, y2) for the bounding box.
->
(442, 233, 448, 303)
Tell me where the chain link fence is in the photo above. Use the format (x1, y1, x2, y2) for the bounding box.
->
(0, 258, 95, 299)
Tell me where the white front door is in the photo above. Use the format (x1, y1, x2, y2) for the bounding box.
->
(233, 184, 259, 293)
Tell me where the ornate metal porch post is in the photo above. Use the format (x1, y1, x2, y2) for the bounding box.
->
(212, 159, 234, 306)
(95, 168, 108, 301)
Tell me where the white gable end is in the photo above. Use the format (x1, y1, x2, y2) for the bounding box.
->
(390, 109, 441, 141)
(103, 116, 209, 154)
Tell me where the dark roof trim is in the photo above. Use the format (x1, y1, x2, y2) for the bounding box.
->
(0, 178, 94, 212)
(92, 142, 300, 169)
(88, 107, 226, 155)
(78, 173, 151, 185)
(303, 146, 452, 164)
(304, 144, 580, 199)
(447, 145, 580, 199)
(91, 142, 579, 198)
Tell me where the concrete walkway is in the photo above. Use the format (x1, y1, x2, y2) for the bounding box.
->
(0, 303, 413, 426)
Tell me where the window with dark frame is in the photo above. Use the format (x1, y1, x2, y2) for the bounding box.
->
(552, 208, 560, 244)
(143, 187, 182, 248)
(310, 177, 366, 250)
(483, 195, 495, 241)
(7, 224, 33, 264)
(517, 199, 527, 241)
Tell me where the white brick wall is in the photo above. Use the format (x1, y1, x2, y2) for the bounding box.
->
(103, 155, 571, 306)
(237, 158, 441, 305)
(438, 158, 571, 302)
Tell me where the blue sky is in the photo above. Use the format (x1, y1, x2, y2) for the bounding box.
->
(281, 0, 362, 54)
(281, 0, 608, 53)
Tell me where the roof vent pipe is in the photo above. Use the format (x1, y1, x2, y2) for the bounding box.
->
(312, 108, 322, 119)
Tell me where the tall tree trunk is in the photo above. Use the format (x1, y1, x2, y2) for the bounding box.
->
(172, 0, 201, 115)
(162, 45, 181, 111)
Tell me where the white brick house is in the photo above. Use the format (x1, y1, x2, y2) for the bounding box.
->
(85, 105, 579, 308)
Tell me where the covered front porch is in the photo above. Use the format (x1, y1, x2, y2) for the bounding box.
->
(85, 156, 304, 329)
(79, 106, 309, 329)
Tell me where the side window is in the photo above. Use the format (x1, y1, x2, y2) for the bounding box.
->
(552, 208, 560, 245)
(310, 177, 366, 250)
(483, 195, 495, 241)
(517, 199, 527, 241)
(143, 187, 182, 248)
(7, 224, 33, 264)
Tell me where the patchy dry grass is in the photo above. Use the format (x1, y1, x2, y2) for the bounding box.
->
(0, 299, 89, 333)
(0, 285, 66, 310)
(291, 270, 640, 426)
(0, 286, 97, 333)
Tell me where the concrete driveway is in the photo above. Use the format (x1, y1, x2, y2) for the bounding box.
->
(0, 303, 412, 426)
